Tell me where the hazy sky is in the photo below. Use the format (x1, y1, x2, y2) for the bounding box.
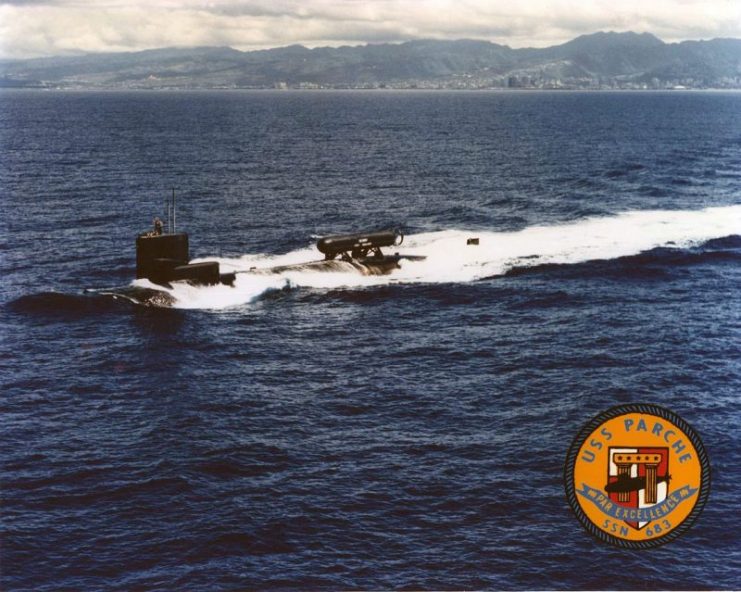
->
(1, 0, 739, 59)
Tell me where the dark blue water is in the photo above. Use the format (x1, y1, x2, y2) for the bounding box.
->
(1, 90, 740, 590)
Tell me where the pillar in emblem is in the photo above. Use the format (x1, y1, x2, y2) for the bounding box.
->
(614, 454, 633, 502)
(644, 455, 662, 504)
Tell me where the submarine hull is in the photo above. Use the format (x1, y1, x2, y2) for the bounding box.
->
(246, 254, 425, 277)
(88, 285, 178, 307)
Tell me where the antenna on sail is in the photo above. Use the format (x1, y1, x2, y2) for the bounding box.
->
(164, 193, 169, 234)
(172, 188, 176, 234)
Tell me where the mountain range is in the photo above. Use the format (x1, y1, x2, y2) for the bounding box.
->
(2, 31, 740, 90)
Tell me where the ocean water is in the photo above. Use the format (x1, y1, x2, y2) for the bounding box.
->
(1, 89, 740, 590)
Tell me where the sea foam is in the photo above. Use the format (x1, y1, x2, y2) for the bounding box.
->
(142, 205, 741, 310)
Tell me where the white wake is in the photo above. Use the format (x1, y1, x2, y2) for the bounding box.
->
(133, 205, 741, 310)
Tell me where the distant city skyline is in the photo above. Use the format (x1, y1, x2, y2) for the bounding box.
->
(1, 0, 740, 60)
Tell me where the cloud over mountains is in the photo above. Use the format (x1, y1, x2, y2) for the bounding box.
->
(1, 0, 739, 59)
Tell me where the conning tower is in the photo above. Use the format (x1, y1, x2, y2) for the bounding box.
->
(135, 191, 232, 287)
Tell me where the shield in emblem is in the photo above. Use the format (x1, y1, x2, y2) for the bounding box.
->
(606, 447, 670, 530)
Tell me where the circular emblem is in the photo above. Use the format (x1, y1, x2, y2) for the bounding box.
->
(564, 403, 710, 549)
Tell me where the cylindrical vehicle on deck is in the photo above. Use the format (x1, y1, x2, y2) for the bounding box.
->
(316, 230, 403, 259)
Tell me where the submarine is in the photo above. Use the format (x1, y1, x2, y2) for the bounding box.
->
(93, 193, 426, 306)
(135, 226, 422, 286)
(605, 474, 671, 495)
